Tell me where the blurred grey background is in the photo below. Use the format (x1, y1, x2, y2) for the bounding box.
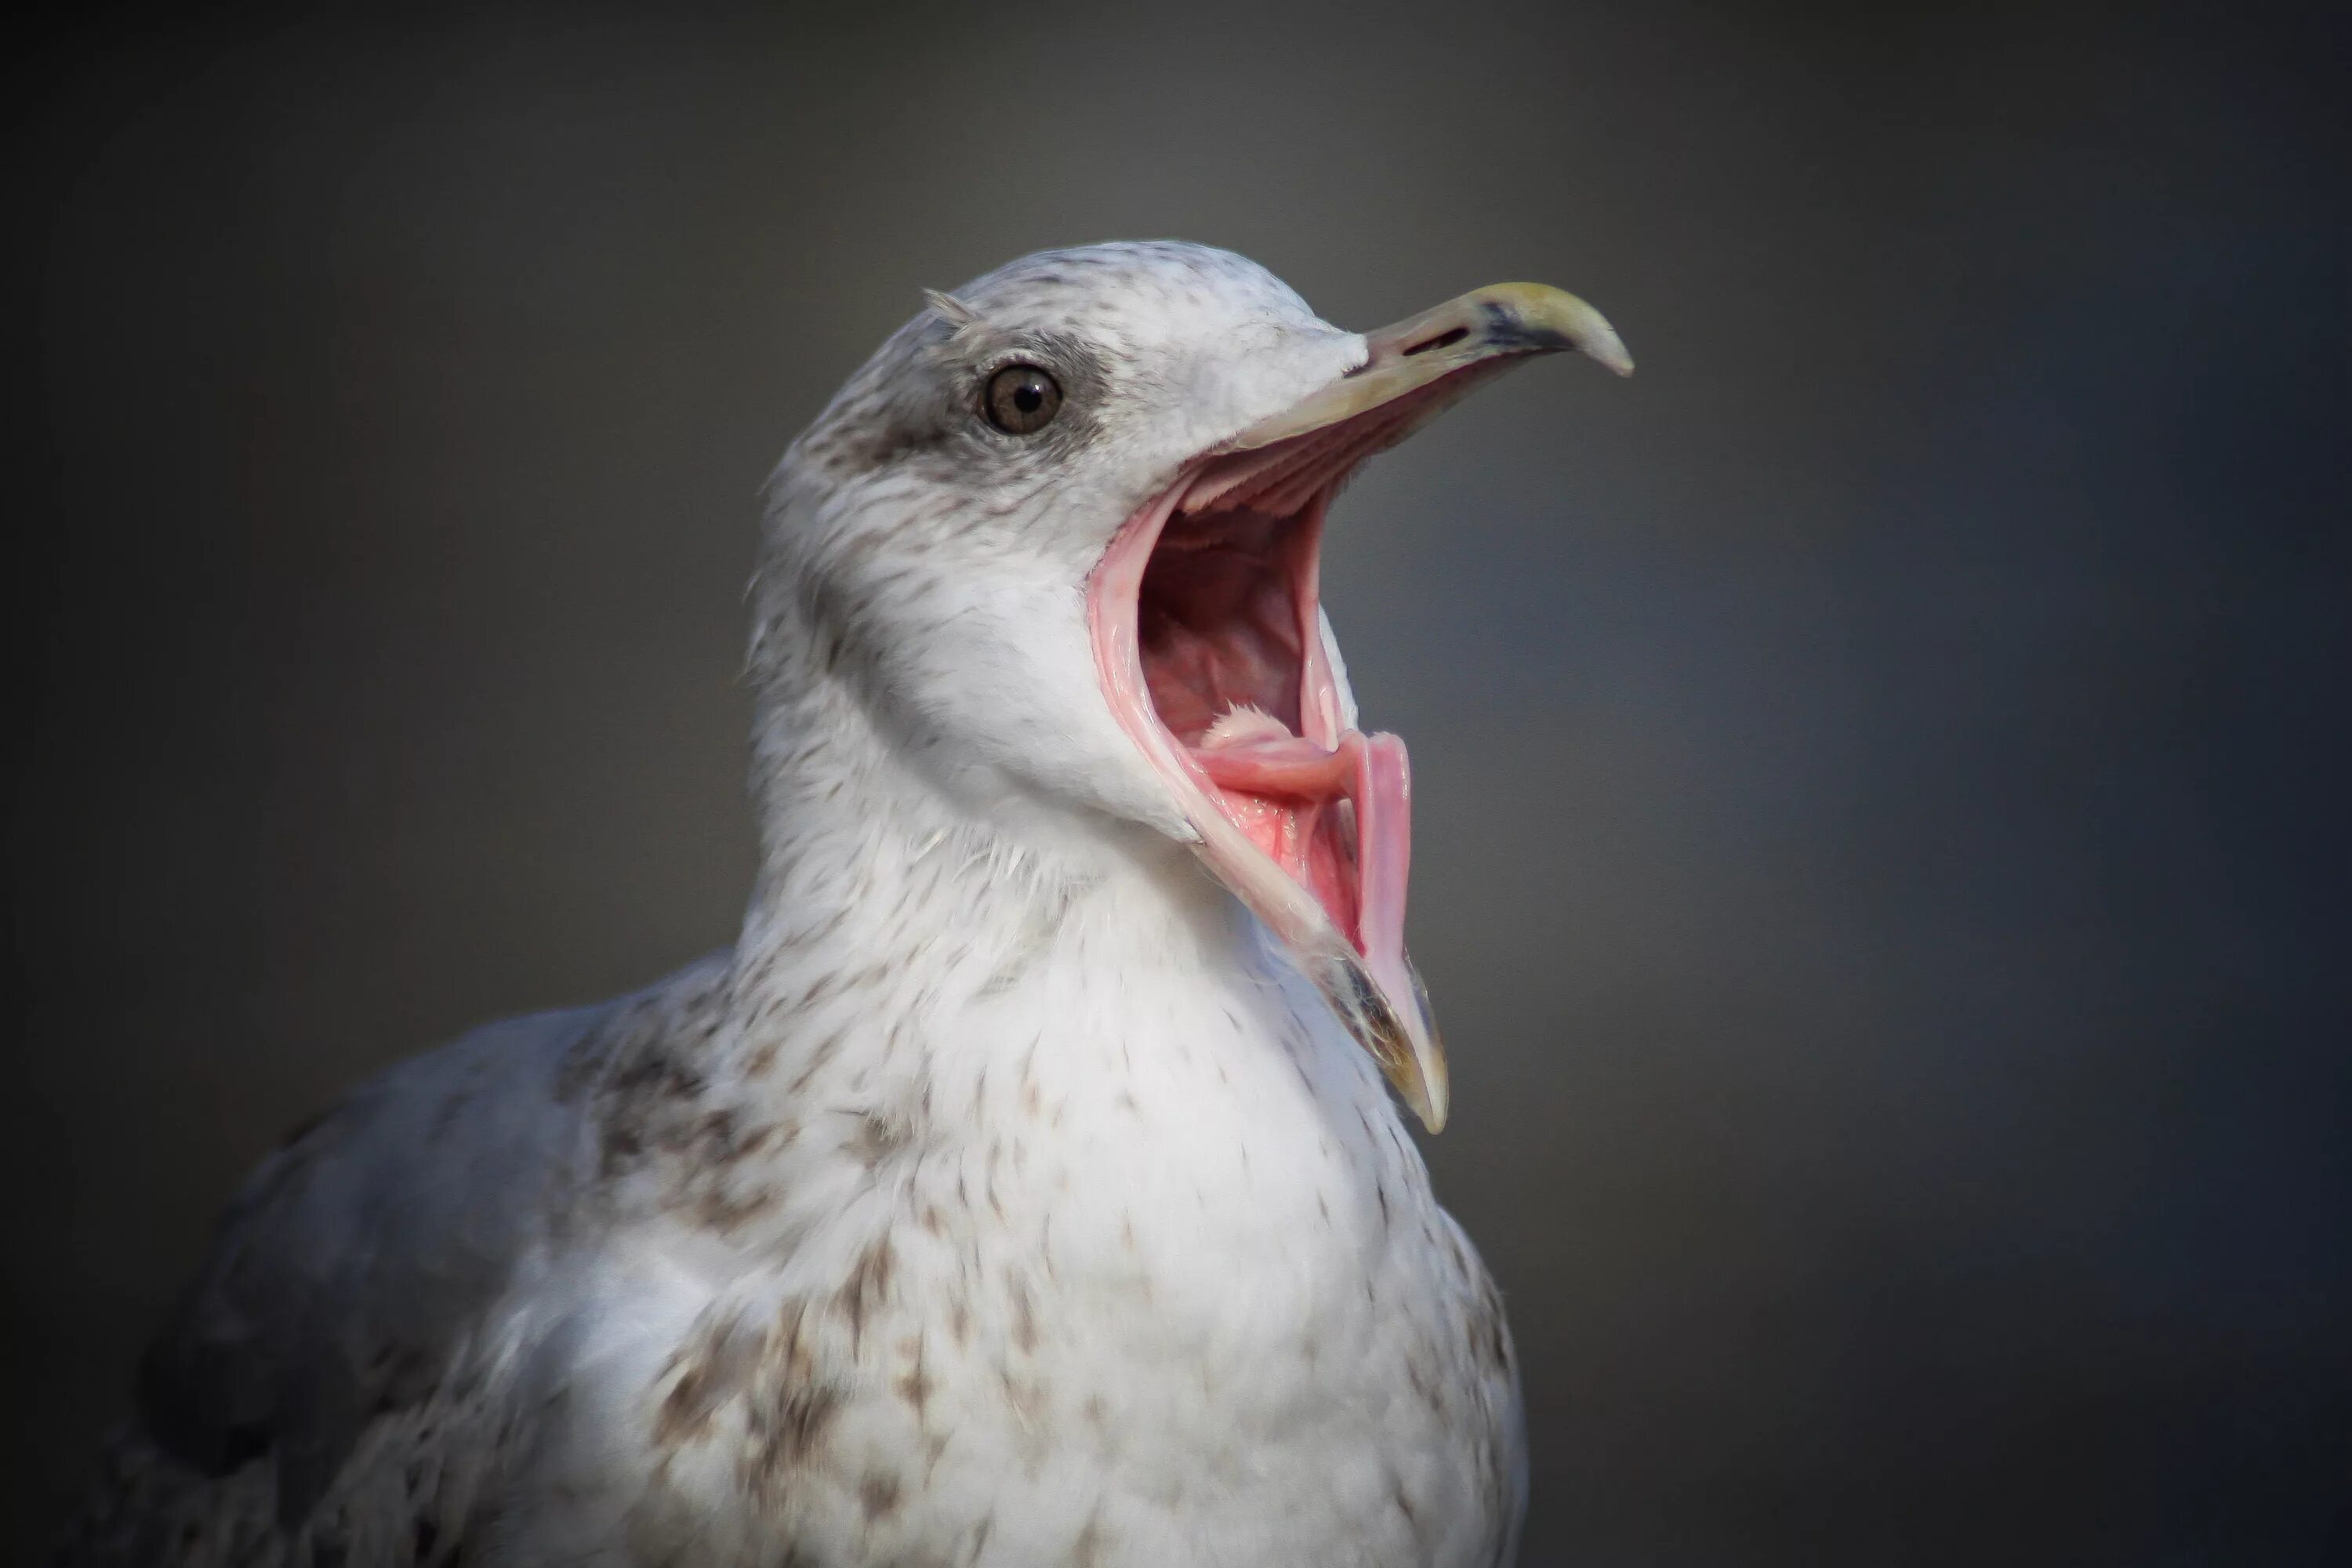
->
(7, 2, 2346, 1562)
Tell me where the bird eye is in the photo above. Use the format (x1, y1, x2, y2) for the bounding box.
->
(983, 363, 1063, 435)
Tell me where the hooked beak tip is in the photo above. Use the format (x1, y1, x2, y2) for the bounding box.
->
(1227, 278, 1632, 452)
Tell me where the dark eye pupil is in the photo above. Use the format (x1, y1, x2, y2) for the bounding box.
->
(1014, 383, 1042, 412)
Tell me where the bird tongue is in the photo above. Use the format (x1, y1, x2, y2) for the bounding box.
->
(1189, 707, 1414, 1011)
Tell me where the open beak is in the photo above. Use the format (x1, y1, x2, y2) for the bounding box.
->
(1088, 283, 1632, 1131)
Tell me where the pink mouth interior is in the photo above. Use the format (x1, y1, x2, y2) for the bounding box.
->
(1089, 419, 1421, 986)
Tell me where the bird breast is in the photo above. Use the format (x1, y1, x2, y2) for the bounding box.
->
(535, 906, 1520, 1566)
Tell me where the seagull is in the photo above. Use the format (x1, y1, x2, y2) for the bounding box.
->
(60, 241, 1630, 1567)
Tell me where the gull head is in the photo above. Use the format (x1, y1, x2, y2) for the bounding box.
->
(764, 241, 1631, 1131)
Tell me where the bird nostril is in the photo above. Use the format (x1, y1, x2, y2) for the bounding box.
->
(1399, 327, 1468, 358)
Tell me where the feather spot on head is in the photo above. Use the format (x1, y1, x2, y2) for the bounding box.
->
(920, 288, 978, 325)
(920, 289, 990, 359)
(921, 289, 981, 328)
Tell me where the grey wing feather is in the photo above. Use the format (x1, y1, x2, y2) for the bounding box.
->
(58, 985, 639, 1565)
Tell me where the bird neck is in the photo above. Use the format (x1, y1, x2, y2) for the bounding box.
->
(609, 601, 1397, 1259)
(725, 604, 1240, 1076)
